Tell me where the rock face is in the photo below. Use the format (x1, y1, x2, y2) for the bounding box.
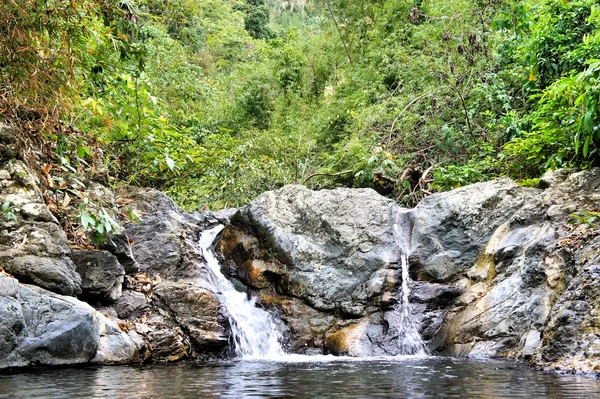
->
(217, 185, 430, 355)
(0, 160, 82, 296)
(216, 172, 600, 374)
(409, 168, 600, 374)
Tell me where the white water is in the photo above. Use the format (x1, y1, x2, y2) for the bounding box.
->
(391, 209, 427, 355)
(197, 225, 284, 358)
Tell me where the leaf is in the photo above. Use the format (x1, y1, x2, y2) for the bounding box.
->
(80, 211, 95, 229)
(165, 155, 175, 171)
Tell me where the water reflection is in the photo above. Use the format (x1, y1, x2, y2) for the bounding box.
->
(1, 357, 599, 398)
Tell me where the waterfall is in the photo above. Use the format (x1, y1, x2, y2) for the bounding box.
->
(391, 209, 426, 355)
(197, 225, 284, 358)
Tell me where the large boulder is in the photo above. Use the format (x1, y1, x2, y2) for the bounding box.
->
(0, 274, 143, 369)
(410, 178, 545, 282)
(413, 168, 600, 370)
(217, 185, 427, 355)
(0, 160, 81, 296)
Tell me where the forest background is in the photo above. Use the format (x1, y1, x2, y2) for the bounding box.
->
(1, 0, 599, 213)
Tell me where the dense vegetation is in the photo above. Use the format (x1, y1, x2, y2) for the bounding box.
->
(1, 0, 599, 211)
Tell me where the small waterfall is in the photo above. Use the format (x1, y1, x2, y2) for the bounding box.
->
(391, 208, 426, 355)
(197, 225, 284, 358)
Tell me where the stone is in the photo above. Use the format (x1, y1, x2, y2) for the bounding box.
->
(217, 185, 440, 356)
(4, 255, 82, 297)
(91, 313, 146, 365)
(98, 232, 140, 274)
(153, 282, 229, 350)
(410, 178, 545, 282)
(113, 290, 151, 320)
(71, 249, 125, 303)
(0, 275, 96, 368)
(0, 160, 81, 296)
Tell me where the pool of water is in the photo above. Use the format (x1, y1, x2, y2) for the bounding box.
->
(1, 356, 599, 398)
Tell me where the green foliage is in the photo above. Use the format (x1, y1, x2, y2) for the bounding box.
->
(1, 201, 17, 222)
(5, 0, 600, 211)
(570, 210, 600, 228)
(77, 198, 120, 244)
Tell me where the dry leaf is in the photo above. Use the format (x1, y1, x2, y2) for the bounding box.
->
(62, 193, 71, 208)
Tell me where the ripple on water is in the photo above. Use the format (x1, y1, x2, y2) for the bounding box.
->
(1, 357, 599, 399)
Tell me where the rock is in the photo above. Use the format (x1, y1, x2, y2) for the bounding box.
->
(0, 124, 19, 160)
(0, 160, 81, 296)
(221, 185, 402, 315)
(98, 232, 140, 274)
(113, 290, 151, 320)
(410, 178, 545, 282)
(534, 235, 600, 373)
(91, 313, 146, 365)
(117, 186, 180, 215)
(0, 274, 145, 369)
(153, 282, 229, 350)
(5, 255, 82, 297)
(71, 249, 125, 303)
(147, 329, 190, 362)
(217, 185, 431, 355)
(0, 275, 96, 368)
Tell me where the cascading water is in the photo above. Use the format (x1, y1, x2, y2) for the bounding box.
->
(197, 225, 283, 358)
(391, 208, 427, 355)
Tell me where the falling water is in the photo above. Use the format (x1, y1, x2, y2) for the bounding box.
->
(197, 225, 284, 358)
(391, 208, 427, 355)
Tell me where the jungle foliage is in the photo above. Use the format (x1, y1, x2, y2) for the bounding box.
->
(1, 0, 599, 210)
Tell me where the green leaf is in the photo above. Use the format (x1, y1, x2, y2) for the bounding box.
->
(165, 155, 176, 171)
(80, 211, 96, 229)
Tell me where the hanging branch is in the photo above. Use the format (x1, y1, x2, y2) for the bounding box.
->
(324, 0, 354, 66)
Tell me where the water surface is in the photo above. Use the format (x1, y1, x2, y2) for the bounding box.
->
(1, 356, 599, 398)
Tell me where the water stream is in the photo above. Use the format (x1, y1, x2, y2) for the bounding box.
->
(391, 208, 427, 355)
(197, 225, 283, 358)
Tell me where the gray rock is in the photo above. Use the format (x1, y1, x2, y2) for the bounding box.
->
(113, 290, 150, 320)
(410, 178, 545, 282)
(217, 185, 425, 355)
(153, 282, 229, 350)
(71, 249, 125, 303)
(5, 255, 82, 297)
(0, 275, 96, 368)
(534, 235, 600, 373)
(0, 160, 81, 296)
(98, 232, 140, 274)
(117, 186, 179, 214)
(223, 185, 402, 315)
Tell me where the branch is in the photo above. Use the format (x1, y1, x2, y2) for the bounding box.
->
(303, 169, 353, 183)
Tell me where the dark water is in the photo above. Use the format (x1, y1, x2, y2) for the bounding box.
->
(1, 356, 599, 398)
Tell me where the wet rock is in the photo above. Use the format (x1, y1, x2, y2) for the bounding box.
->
(217, 185, 428, 355)
(71, 249, 125, 303)
(147, 328, 190, 362)
(153, 282, 229, 350)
